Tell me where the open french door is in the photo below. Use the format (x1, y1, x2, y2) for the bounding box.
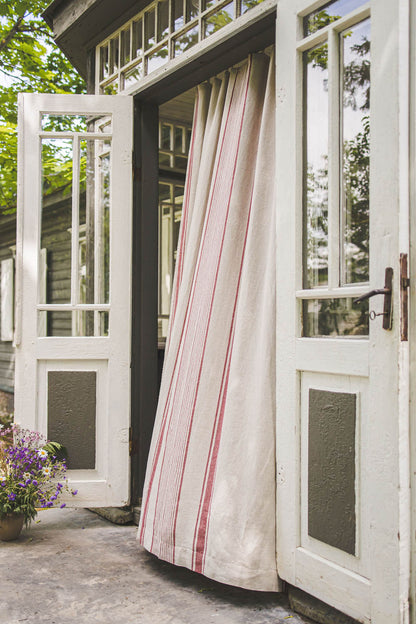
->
(275, 1, 410, 622)
(15, 94, 133, 507)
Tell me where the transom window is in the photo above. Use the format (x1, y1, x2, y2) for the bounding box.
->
(96, 0, 265, 93)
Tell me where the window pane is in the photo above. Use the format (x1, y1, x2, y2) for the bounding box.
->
(41, 139, 73, 305)
(341, 19, 370, 284)
(109, 36, 119, 74)
(121, 27, 131, 66)
(304, 0, 367, 36)
(302, 298, 369, 337)
(174, 25, 199, 55)
(40, 311, 73, 337)
(103, 78, 119, 94)
(241, 0, 265, 15)
(145, 10, 156, 50)
(132, 19, 143, 58)
(186, 0, 199, 21)
(158, 0, 170, 40)
(159, 151, 173, 168)
(98, 152, 111, 305)
(123, 64, 143, 89)
(204, 2, 233, 37)
(174, 0, 184, 30)
(147, 46, 169, 74)
(158, 181, 184, 341)
(304, 44, 329, 288)
(100, 45, 109, 80)
(175, 126, 185, 152)
(79, 140, 95, 336)
(174, 155, 188, 171)
(41, 114, 88, 132)
(161, 123, 173, 149)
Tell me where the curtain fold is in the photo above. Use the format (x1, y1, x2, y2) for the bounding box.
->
(138, 51, 277, 592)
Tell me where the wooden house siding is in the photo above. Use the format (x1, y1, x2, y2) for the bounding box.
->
(0, 192, 77, 390)
(0, 213, 16, 393)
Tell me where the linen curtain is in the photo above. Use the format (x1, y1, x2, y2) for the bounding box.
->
(138, 51, 277, 592)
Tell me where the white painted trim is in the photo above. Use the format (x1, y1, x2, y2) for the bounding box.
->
(38, 248, 47, 337)
(1, 258, 14, 342)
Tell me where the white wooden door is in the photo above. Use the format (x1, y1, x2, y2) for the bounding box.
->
(15, 94, 133, 508)
(276, 1, 410, 622)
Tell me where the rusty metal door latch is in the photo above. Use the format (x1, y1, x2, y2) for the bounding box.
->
(354, 267, 393, 330)
(400, 253, 409, 341)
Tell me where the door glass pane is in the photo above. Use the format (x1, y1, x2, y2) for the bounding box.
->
(341, 19, 370, 284)
(40, 311, 73, 337)
(41, 138, 73, 305)
(304, 0, 367, 36)
(302, 297, 369, 337)
(97, 149, 111, 305)
(304, 43, 329, 288)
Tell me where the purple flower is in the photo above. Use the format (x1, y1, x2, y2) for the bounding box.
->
(7, 492, 16, 501)
(72, 489, 78, 496)
(60, 503, 66, 508)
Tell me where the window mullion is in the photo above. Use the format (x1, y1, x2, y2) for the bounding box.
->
(327, 27, 341, 290)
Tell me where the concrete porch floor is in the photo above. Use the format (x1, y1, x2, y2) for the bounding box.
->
(0, 507, 313, 624)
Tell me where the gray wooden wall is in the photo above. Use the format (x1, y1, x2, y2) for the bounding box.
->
(0, 212, 16, 394)
(0, 193, 80, 393)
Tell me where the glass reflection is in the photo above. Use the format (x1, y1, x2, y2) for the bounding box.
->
(341, 19, 370, 284)
(158, 0, 170, 40)
(145, 10, 156, 50)
(147, 47, 169, 74)
(304, 0, 367, 36)
(204, 2, 233, 36)
(121, 27, 131, 66)
(174, 25, 199, 55)
(158, 182, 184, 340)
(132, 19, 143, 58)
(304, 43, 329, 288)
(41, 138, 73, 306)
(241, 0, 265, 15)
(302, 298, 369, 337)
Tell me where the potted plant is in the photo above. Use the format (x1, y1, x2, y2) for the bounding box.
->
(0, 424, 77, 541)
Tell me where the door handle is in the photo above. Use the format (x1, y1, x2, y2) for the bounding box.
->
(353, 267, 393, 330)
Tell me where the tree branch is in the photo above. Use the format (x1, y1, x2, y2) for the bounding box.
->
(0, 14, 26, 55)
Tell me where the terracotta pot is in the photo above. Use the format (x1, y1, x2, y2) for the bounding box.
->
(0, 514, 25, 541)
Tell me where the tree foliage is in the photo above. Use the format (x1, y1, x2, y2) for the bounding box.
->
(0, 1, 85, 213)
